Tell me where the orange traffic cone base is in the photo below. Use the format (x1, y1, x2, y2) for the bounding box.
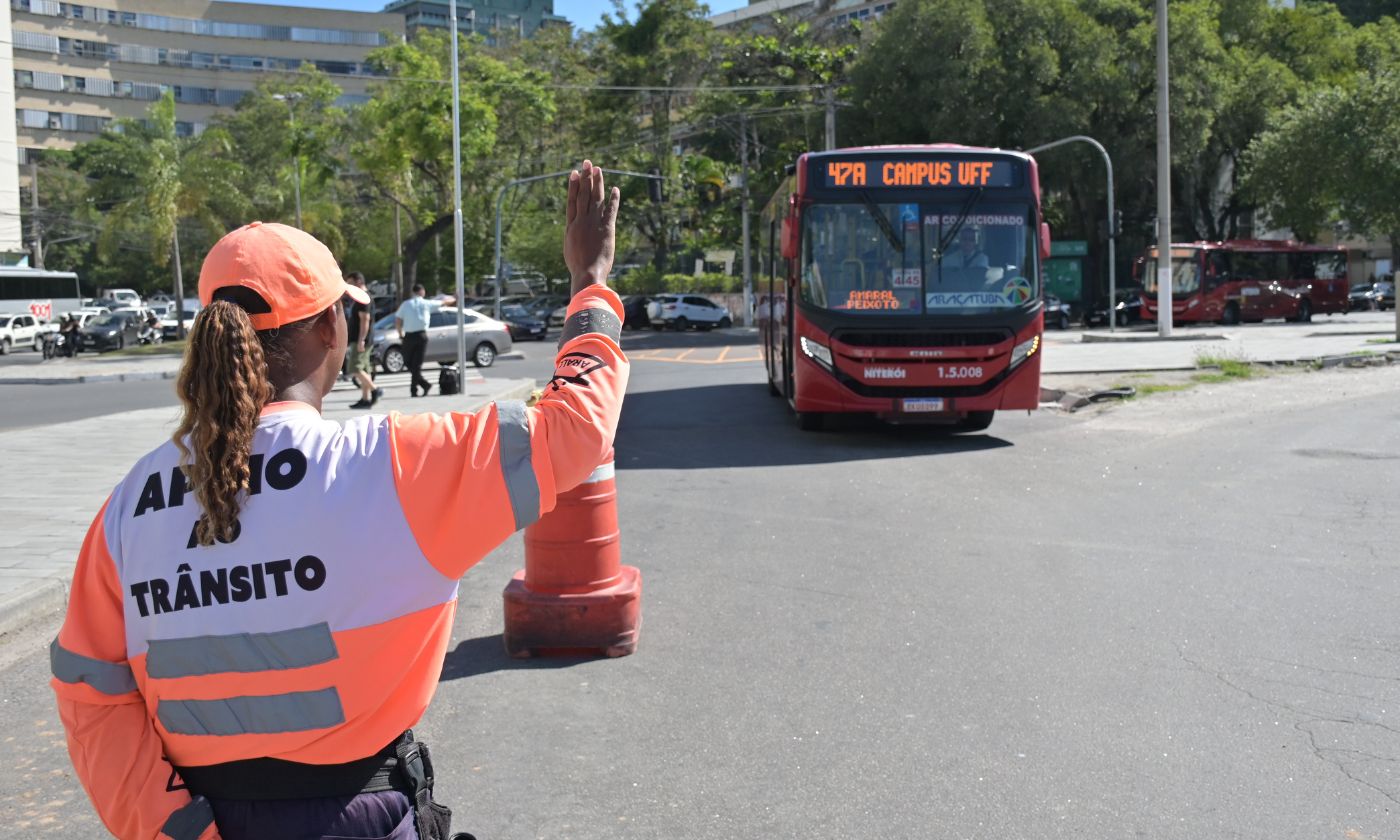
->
(502, 565, 641, 659)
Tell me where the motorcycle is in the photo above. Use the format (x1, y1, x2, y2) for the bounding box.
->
(138, 323, 163, 345)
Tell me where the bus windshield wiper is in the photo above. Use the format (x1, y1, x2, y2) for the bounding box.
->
(859, 191, 904, 253)
(935, 187, 986, 258)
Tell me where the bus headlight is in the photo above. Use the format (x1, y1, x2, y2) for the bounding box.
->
(1009, 335, 1040, 368)
(800, 336, 833, 370)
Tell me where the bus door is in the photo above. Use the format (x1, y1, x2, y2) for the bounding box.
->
(1230, 251, 1274, 319)
(1202, 251, 1229, 319)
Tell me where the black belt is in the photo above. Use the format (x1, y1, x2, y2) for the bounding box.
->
(176, 731, 417, 801)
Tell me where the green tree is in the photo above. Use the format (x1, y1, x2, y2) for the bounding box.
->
(82, 92, 246, 332)
(1243, 71, 1400, 338)
(354, 32, 555, 291)
(591, 0, 719, 271)
(216, 70, 351, 253)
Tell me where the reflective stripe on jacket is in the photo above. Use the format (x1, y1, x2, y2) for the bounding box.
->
(51, 286, 629, 839)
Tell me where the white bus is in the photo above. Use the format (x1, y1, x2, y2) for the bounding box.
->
(0, 267, 82, 321)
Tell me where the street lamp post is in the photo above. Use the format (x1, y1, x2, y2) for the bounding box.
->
(272, 93, 304, 229)
(1026, 135, 1117, 333)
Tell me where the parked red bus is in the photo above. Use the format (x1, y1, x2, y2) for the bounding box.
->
(1139, 240, 1349, 325)
(758, 145, 1049, 433)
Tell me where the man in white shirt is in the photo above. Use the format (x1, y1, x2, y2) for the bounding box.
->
(395, 284, 434, 397)
(942, 227, 989, 272)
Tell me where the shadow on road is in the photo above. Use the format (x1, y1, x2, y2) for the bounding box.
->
(619, 328, 758, 351)
(616, 382, 1012, 470)
(438, 634, 595, 681)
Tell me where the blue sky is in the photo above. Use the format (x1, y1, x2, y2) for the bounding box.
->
(239, 1, 749, 32)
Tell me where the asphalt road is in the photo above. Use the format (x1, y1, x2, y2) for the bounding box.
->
(2, 328, 1398, 838)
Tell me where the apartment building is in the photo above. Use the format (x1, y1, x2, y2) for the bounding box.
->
(9, 0, 404, 159)
(384, 0, 567, 44)
(710, 0, 895, 32)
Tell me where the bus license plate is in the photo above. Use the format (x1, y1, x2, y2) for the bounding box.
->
(902, 398, 945, 413)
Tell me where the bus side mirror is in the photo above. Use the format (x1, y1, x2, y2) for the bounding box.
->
(1040, 223, 1052, 261)
(781, 214, 799, 261)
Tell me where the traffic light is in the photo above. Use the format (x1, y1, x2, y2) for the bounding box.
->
(647, 168, 664, 204)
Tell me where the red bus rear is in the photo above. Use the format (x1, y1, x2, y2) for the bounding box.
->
(758, 145, 1048, 433)
(1139, 240, 1349, 325)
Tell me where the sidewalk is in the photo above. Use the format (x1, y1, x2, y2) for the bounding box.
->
(1041, 311, 1397, 373)
(0, 352, 184, 384)
(0, 374, 536, 637)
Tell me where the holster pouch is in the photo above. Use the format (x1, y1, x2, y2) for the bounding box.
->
(394, 739, 463, 840)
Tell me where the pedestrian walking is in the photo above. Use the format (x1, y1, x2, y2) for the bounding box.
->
(395, 285, 433, 397)
(49, 161, 627, 840)
(344, 271, 382, 409)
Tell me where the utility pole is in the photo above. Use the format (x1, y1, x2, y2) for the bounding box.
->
(824, 86, 836, 151)
(393, 203, 404, 302)
(172, 230, 186, 340)
(1155, 0, 1173, 337)
(739, 111, 753, 327)
(28, 161, 42, 269)
(449, 0, 467, 377)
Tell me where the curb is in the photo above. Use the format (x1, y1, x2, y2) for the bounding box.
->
(1080, 332, 1227, 344)
(0, 370, 179, 386)
(0, 578, 66, 642)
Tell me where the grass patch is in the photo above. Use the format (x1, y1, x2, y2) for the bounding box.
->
(1348, 349, 1379, 357)
(1193, 349, 1260, 381)
(106, 340, 186, 357)
(1365, 337, 1398, 345)
(1135, 383, 1194, 397)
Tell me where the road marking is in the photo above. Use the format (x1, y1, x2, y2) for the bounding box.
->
(626, 345, 762, 365)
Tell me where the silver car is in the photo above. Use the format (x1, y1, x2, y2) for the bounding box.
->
(371, 307, 513, 374)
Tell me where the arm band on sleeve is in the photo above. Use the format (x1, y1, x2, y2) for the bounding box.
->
(559, 307, 622, 348)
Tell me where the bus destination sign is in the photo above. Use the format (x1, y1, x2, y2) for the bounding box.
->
(822, 158, 1018, 189)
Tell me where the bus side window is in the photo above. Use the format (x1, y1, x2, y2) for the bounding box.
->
(1293, 253, 1316, 280)
(1207, 252, 1230, 287)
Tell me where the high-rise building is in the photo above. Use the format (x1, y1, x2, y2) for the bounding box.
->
(9, 0, 405, 159)
(383, 0, 567, 44)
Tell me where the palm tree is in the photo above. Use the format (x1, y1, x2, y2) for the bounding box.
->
(94, 92, 246, 337)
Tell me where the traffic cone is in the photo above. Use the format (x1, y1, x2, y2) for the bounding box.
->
(502, 450, 641, 658)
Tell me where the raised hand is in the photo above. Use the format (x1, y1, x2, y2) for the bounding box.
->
(564, 160, 621, 297)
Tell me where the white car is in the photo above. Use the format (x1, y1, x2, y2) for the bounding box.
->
(0, 312, 46, 353)
(646, 294, 732, 331)
(102, 288, 142, 309)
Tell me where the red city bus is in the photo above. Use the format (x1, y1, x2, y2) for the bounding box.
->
(1139, 240, 1349, 325)
(758, 145, 1049, 433)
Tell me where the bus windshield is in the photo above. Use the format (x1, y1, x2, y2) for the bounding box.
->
(1142, 250, 1201, 294)
(801, 201, 1036, 315)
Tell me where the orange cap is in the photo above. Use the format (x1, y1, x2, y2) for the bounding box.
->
(198, 221, 370, 331)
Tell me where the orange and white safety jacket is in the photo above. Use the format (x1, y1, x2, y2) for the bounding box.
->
(49, 287, 628, 840)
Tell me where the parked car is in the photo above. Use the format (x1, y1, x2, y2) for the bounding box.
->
(100, 288, 142, 309)
(1084, 289, 1145, 328)
(621, 295, 651, 329)
(500, 303, 548, 341)
(80, 310, 143, 352)
(160, 299, 203, 340)
(371, 307, 512, 374)
(1044, 295, 1072, 330)
(1349, 280, 1395, 311)
(549, 303, 569, 328)
(646, 294, 732, 331)
(0, 312, 45, 354)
